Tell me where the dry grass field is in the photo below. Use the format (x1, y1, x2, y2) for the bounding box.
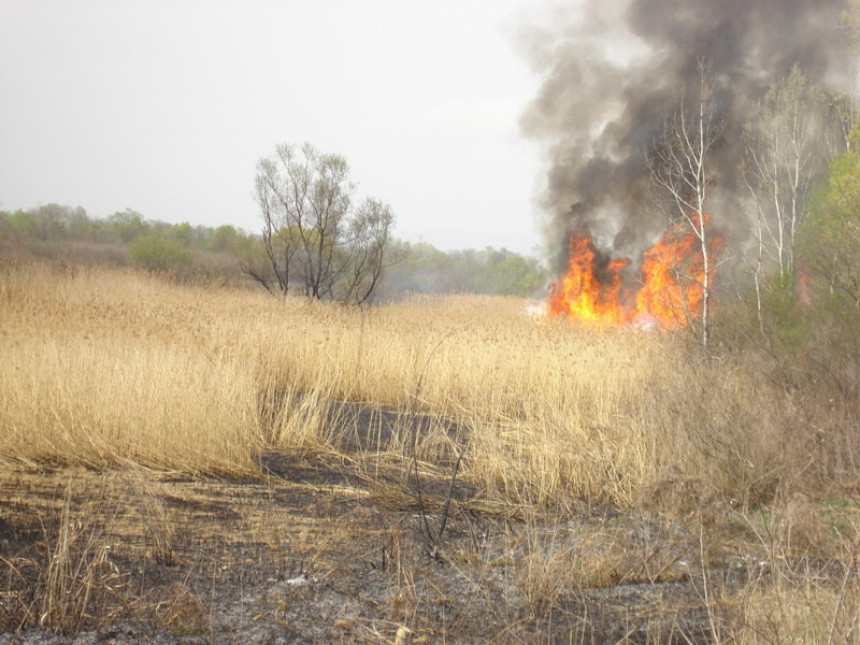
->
(1, 258, 859, 643)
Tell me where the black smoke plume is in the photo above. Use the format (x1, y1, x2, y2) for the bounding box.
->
(519, 0, 854, 272)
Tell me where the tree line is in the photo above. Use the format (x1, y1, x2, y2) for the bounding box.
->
(0, 202, 545, 301)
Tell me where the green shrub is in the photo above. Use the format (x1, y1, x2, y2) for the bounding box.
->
(128, 235, 191, 272)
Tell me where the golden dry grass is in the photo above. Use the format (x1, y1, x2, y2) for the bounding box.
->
(0, 258, 845, 507)
(3, 259, 860, 642)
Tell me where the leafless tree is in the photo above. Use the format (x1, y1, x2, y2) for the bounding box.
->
(247, 142, 395, 303)
(646, 58, 724, 349)
(338, 197, 395, 305)
(743, 66, 834, 282)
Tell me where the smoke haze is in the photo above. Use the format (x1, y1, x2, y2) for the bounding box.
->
(519, 0, 854, 272)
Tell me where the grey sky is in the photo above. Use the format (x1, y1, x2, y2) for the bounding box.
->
(0, 0, 545, 254)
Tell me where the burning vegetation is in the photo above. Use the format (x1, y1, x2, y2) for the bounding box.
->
(548, 215, 724, 330)
(523, 0, 854, 341)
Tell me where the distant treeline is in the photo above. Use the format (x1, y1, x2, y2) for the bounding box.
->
(0, 203, 546, 300)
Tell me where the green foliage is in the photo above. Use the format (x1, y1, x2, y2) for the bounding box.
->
(713, 271, 860, 500)
(758, 275, 817, 357)
(127, 234, 191, 272)
(798, 126, 860, 308)
(481, 250, 544, 297)
(1, 199, 543, 299)
(171, 222, 193, 246)
(494, 256, 537, 296)
(777, 283, 860, 403)
(0, 205, 93, 243)
(4, 210, 38, 240)
(32, 204, 75, 241)
(383, 244, 545, 298)
(712, 120, 860, 452)
(210, 225, 243, 253)
(108, 209, 147, 244)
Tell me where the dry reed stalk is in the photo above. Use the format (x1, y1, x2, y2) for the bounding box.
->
(37, 485, 127, 635)
(0, 259, 847, 507)
(0, 336, 258, 475)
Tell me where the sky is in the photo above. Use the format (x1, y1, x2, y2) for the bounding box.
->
(0, 0, 547, 255)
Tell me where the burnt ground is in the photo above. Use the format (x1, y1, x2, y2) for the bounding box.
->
(0, 410, 845, 644)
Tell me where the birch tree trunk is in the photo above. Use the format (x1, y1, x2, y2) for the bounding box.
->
(646, 58, 724, 349)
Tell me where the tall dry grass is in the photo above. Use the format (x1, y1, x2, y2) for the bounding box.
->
(0, 258, 850, 507)
(0, 261, 261, 475)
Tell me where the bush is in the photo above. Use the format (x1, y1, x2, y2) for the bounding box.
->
(128, 235, 191, 272)
(798, 128, 860, 308)
(713, 273, 860, 498)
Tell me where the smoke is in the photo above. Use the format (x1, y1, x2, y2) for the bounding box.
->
(519, 0, 854, 272)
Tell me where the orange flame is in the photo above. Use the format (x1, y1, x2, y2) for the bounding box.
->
(548, 215, 723, 330)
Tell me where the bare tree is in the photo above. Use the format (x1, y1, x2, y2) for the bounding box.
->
(248, 142, 395, 303)
(646, 58, 724, 349)
(743, 66, 833, 282)
(823, 89, 857, 156)
(246, 154, 299, 294)
(338, 197, 395, 305)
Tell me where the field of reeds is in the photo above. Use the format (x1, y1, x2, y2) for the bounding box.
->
(2, 258, 860, 642)
(3, 257, 855, 504)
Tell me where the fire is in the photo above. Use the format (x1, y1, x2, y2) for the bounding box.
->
(548, 215, 723, 330)
(547, 234, 631, 325)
